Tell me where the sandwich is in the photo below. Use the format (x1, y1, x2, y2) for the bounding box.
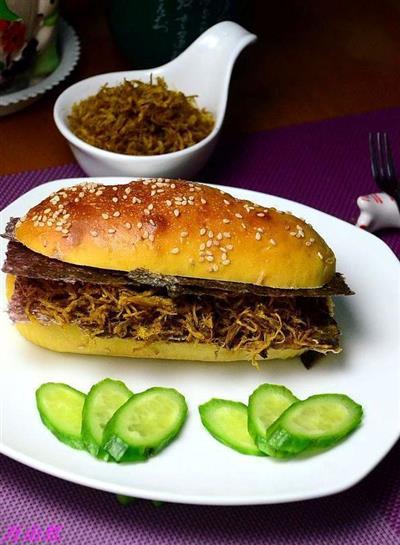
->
(2, 179, 352, 363)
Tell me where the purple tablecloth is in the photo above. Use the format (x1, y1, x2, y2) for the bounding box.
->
(1, 108, 399, 545)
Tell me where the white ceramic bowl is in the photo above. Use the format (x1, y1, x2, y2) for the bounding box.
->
(53, 21, 256, 178)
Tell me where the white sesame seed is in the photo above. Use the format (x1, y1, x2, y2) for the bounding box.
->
(310, 238, 315, 243)
(171, 247, 180, 254)
(137, 222, 143, 229)
(125, 222, 131, 229)
(318, 252, 323, 259)
(144, 209, 150, 216)
(61, 228, 69, 234)
(46, 220, 52, 226)
(200, 228, 206, 236)
(206, 255, 214, 262)
(206, 240, 213, 248)
(222, 259, 230, 266)
(102, 213, 109, 220)
(112, 197, 118, 203)
(149, 234, 155, 242)
(290, 232, 296, 236)
(174, 209, 180, 217)
(270, 238, 277, 245)
(90, 230, 98, 237)
(208, 230, 214, 238)
(223, 232, 231, 238)
(142, 231, 149, 239)
(112, 186, 118, 191)
(235, 213, 243, 219)
(108, 228, 116, 234)
(305, 241, 312, 246)
(74, 198, 79, 203)
(211, 264, 219, 272)
(170, 184, 176, 189)
(166, 200, 172, 207)
(151, 190, 156, 196)
(257, 213, 265, 217)
(216, 233, 223, 240)
(224, 200, 230, 205)
(44, 208, 51, 214)
(255, 232, 262, 240)
(148, 204, 154, 210)
(222, 252, 228, 260)
(201, 198, 207, 205)
(241, 223, 247, 229)
(125, 187, 131, 194)
(79, 192, 84, 198)
(200, 243, 206, 251)
(55, 226, 62, 232)
(113, 211, 120, 217)
(222, 219, 230, 224)
(181, 231, 188, 237)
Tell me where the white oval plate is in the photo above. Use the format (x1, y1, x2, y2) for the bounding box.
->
(1, 177, 399, 506)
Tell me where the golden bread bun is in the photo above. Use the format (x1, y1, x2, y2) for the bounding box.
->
(14, 320, 315, 362)
(14, 179, 335, 289)
(6, 275, 339, 362)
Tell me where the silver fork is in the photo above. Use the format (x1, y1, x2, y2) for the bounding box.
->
(368, 132, 400, 212)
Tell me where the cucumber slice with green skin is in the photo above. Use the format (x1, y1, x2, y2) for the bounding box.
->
(36, 383, 86, 450)
(262, 394, 363, 457)
(248, 384, 298, 452)
(82, 379, 133, 460)
(116, 495, 136, 506)
(103, 387, 188, 462)
(199, 399, 264, 456)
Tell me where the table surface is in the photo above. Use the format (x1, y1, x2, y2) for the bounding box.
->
(1, 0, 400, 174)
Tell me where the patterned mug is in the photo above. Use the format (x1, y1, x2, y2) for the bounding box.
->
(0, 0, 60, 94)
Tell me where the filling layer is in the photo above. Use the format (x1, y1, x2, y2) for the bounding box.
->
(10, 276, 341, 357)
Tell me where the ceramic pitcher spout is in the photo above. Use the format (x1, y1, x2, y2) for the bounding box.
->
(179, 21, 257, 71)
(164, 21, 257, 119)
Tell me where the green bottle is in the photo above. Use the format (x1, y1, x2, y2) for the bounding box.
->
(107, 0, 240, 68)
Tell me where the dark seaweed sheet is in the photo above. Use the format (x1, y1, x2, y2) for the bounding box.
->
(2, 218, 353, 298)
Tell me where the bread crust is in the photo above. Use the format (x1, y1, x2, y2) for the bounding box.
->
(13, 320, 338, 362)
(14, 179, 335, 288)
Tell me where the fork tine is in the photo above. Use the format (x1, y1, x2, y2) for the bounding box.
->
(382, 132, 396, 181)
(368, 132, 380, 181)
(377, 132, 386, 181)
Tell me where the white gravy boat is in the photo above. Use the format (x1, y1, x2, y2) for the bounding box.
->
(54, 21, 257, 178)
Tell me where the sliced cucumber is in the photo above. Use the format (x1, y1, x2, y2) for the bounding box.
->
(103, 387, 188, 462)
(199, 399, 263, 456)
(262, 394, 363, 457)
(248, 384, 298, 452)
(36, 383, 86, 450)
(82, 379, 133, 460)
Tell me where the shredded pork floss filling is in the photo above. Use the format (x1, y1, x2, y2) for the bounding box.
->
(10, 277, 340, 358)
